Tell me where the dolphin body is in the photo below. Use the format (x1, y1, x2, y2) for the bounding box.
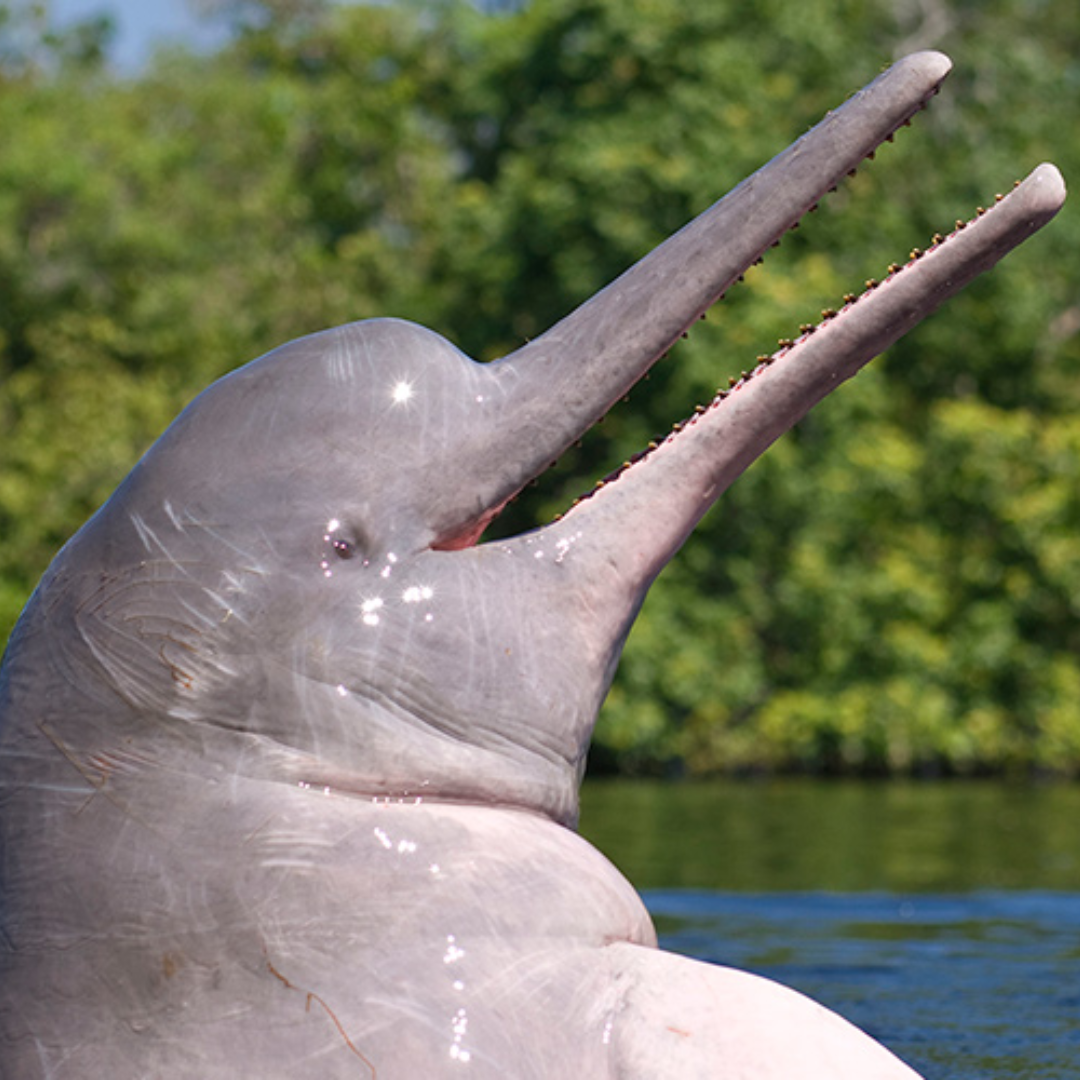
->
(0, 52, 1066, 1078)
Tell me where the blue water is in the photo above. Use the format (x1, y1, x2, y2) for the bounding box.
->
(647, 889, 1080, 1078)
(580, 780, 1080, 1079)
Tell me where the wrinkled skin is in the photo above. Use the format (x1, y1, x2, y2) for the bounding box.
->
(0, 52, 1065, 1078)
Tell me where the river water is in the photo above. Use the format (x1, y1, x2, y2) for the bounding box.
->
(579, 779, 1080, 1079)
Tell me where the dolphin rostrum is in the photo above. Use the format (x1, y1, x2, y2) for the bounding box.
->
(0, 51, 1066, 1078)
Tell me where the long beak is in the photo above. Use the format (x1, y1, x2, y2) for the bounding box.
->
(442, 51, 955, 540)
(538, 163, 1066, 604)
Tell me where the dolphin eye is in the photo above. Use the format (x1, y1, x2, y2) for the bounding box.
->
(320, 519, 364, 575)
(332, 537, 355, 560)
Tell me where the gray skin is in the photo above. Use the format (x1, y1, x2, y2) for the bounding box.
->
(0, 52, 1066, 1079)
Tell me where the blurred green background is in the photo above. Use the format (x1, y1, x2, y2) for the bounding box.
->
(1, 0, 1078, 777)
(580, 777, 1080, 890)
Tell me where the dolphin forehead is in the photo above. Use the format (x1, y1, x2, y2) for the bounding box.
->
(123, 321, 434, 498)
(131, 318, 500, 551)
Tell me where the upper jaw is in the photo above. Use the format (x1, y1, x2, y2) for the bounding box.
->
(427, 51, 958, 548)
(421, 52, 1063, 607)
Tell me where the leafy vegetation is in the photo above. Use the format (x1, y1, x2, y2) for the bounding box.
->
(2, 0, 1078, 775)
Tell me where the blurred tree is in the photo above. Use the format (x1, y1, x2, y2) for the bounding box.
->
(0, 1, 113, 75)
(1, 0, 1077, 775)
(191, 0, 330, 33)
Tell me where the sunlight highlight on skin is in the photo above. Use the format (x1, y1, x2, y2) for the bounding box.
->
(391, 379, 415, 405)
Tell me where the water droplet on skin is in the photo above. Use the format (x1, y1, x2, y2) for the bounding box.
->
(361, 597, 383, 626)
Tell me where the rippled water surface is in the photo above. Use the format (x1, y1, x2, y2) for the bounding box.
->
(579, 780, 1080, 1079)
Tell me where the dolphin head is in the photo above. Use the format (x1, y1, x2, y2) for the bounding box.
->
(6, 52, 1065, 830)
(45, 314, 646, 825)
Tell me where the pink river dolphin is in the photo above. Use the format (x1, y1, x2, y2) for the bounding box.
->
(0, 51, 1065, 1078)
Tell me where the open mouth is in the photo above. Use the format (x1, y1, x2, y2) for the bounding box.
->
(558, 162, 1065, 525)
(417, 52, 1063, 561)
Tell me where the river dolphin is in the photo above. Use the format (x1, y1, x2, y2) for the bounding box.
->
(0, 51, 1066, 1078)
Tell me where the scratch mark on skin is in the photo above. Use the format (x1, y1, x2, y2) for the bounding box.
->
(162, 499, 185, 532)
(35, 719, 161, 835)
(265, 953, 377, 1078)
(161, 642, 196, 691)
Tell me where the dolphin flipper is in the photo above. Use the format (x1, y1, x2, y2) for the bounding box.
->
(609, 943, 921, 1079)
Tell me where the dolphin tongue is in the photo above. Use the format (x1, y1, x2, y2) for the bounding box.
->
(432, 51, 954, 547)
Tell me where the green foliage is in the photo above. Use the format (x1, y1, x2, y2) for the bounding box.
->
(1, 0, 1078, 775)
